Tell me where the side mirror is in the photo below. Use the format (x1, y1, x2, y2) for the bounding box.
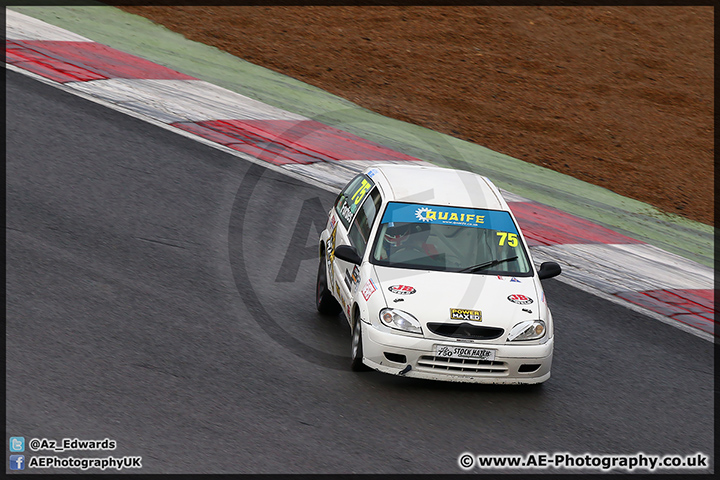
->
(537, 261, 562, 280)
(334, 245, 362, 265)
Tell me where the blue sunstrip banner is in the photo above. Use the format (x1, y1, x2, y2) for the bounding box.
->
(381, 202, 518, 233)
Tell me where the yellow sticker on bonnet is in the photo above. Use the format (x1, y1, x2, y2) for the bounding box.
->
(450, 308, 482, 321)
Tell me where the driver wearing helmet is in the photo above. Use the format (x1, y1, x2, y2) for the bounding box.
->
(379, 223, 437, 261)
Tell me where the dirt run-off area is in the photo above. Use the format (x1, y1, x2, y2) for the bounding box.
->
(117, 5, 714, 226)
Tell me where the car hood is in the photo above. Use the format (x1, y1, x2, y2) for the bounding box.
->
(372, 265, 541, 330)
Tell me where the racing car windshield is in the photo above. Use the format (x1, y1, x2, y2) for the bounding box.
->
(370, 202, 533, 276)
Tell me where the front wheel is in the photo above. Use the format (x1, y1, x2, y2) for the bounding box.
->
(351, 314, 370, 371)
(316, 250, 341, 315)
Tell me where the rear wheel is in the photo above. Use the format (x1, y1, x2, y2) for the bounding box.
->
(316, 249, 341, 315)
(351, 313, 370, 371)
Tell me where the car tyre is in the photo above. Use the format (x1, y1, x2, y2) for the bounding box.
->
(351, 313, 370, 371)
(316, 249, 342, 315)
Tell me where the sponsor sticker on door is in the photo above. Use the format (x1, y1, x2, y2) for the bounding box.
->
(362, 279, 377, 301)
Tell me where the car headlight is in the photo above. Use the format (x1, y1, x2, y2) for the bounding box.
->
(507, 320, 546, 341)
(380, 308, 423, 335)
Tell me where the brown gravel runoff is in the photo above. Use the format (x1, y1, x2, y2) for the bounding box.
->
(117, 5, 714, 226)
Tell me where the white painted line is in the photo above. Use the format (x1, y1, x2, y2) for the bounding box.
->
(543, 268, 714, 343)
(283, 159, 435, 191)
(281, 163, 357, 191)
(500, 189, 532, 203)
(5, 62, 339, 196)
(66, 79, 309, 123)
(6, 10, 92, 41)
(531, 243, 713, 293)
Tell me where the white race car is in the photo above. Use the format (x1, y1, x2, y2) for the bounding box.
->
(316, 164, 561, 384)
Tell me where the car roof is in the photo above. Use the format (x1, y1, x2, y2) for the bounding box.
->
(366, 164, 508, 210)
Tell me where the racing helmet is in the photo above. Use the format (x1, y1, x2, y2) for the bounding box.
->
(383, 223, 411, 248)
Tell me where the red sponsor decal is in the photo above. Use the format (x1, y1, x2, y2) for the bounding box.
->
(508, 294, 533, 305)
(362, 279, 377, 301)
(388, 285, 416, 295)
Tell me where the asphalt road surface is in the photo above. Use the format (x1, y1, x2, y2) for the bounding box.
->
(6, 70, 714, 474)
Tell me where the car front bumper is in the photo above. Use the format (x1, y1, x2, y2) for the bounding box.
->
(362, 322, 553, 384)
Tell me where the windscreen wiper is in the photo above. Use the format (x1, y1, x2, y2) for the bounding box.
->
(459, 256, 518, 273)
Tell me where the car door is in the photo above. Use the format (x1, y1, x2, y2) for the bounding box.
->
(329, 174, 380, 312)
(340, 187, 382, 301)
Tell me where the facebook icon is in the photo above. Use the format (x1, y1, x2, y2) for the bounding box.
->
(9, 455, 25, 470)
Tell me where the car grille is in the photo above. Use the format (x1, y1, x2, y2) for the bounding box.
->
(416, 355, 508, 375)
(427, 322, 504, 340)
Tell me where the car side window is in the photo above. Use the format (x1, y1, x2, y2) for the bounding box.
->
(335, 174, 375, 229)
(347, 188, 382, 257)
